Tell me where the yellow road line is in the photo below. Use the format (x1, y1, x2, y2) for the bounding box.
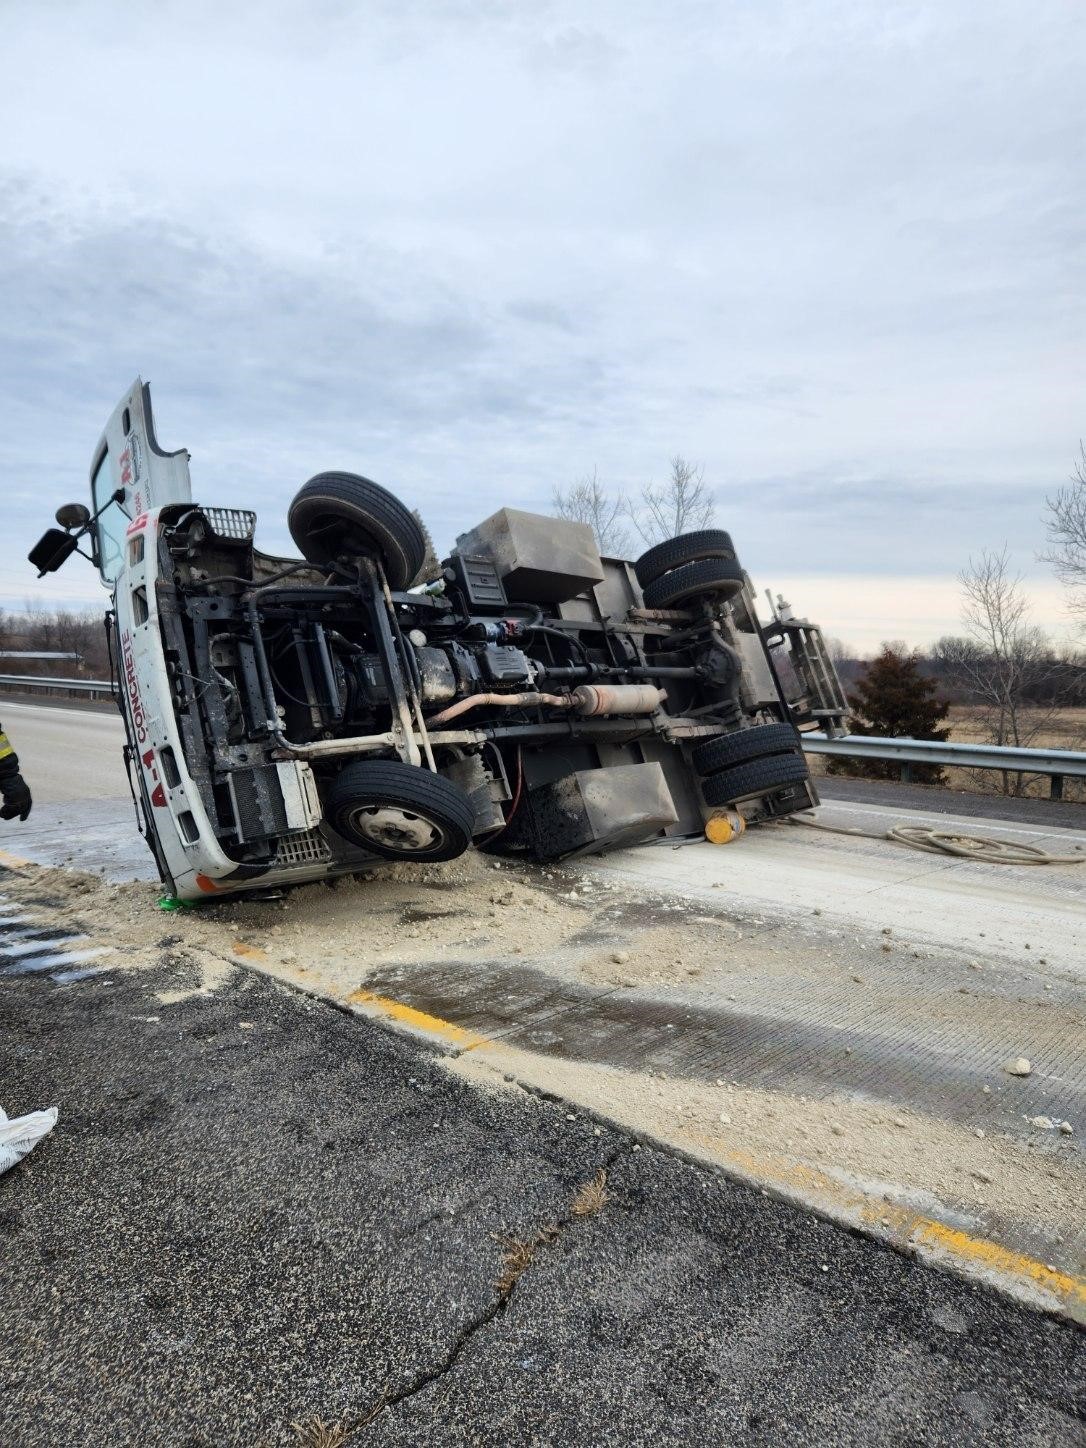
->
(678, 1123, 1086, 1318)
(230, 941, 268, 961)
(347, 987, 494, 1053)
(912, 1218, 1084, 1311)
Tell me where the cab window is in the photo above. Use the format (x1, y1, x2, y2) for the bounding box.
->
(91, 450, 127, 583)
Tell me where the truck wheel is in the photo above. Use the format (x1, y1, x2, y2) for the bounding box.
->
(288, 472, 426, 589)
(692, 722, 801, 775)
(641, 556, 745, 609)
(323, 761, 476, 861)
(635, 530, 737, 587)
(700, 752, 809, 806)
(322, 758, 474, 857)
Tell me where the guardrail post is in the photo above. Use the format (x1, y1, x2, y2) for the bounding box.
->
(900, 763, 914, 784)
(1050, 774, 1064, 802)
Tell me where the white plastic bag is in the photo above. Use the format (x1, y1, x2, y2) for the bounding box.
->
(0, 1106, 59, 1175)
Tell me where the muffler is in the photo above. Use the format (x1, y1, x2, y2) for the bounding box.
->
(571, 684, 665, 716)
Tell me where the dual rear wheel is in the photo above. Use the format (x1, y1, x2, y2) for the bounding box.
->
(691, 722, 810, 806)
(635, 529, 745, 608)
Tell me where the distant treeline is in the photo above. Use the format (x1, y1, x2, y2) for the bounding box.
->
(828, 638, 1086, 709)
(0, 606, 112, 678)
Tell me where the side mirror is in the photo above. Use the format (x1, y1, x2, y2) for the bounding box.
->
(29, 529, 80, 576)
(56, 501, 91, 530)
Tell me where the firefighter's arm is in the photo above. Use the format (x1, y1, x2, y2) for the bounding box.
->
(0, 722, 33, 821)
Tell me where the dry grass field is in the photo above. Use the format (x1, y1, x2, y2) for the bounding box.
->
(808, 706, 1086, 803)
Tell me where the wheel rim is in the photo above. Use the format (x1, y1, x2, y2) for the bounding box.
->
(348, 804, 445, 854)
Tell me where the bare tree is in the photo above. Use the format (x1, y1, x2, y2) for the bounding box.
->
(551, 467, 631, 555)
(823, 635, 865, 687)
(630, 455, 715, 546)
(1042, 442, 1086, 620)
(936, 547, 1068, 793)
(4, 603, 110, 676)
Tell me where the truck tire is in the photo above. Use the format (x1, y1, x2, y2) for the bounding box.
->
(692, 723, 801, 775)
(642, 556, 745, 609)
(635, 530, 737, 587)
(288, 472, 426, 590)
(323, 761, 476, 861)
(700, 751, 809, 806)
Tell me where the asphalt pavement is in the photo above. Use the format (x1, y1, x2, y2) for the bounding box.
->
(1, 942, 1082, 1447)
(818, 774, 1086, 830)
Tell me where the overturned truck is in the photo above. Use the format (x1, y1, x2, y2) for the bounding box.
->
(31, 379, 848, 900)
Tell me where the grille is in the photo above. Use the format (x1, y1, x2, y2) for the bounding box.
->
(274, 828, 332, 867)
(203, 507, 256, 543)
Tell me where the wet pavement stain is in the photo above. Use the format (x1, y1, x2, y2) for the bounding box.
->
(363, 956, 1086, 1144)
(0, 894, 107, 984)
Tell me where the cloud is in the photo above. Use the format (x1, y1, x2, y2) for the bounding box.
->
(0, 0, 1083, 647)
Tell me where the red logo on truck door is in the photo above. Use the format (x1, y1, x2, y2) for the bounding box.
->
(120, 629, 166, 807)
(142, 748, 167, 808)
(120, 628, 148, 745)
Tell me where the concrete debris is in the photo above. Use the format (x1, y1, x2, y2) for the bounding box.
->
(1028, 1116, 1057, 1131)
(892, 1118, 908, 1129)
(610, 950, 630, 965)
(1002, 1057, 1032, 1077)
(1059, 1121, 1074, 1136)
(719, 1113, 731, 1125)
(830, 1122, 845, 1137)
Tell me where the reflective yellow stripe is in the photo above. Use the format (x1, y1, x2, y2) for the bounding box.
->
(0, 732, 13, 760)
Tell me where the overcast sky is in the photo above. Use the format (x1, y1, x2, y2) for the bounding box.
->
(1, 0, 1083, 650)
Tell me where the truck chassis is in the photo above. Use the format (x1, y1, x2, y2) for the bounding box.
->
(31, 379, 847, 900)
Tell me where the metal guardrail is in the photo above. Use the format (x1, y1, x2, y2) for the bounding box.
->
(804, 733, 1086, 800)
(0, 673, 115, 701)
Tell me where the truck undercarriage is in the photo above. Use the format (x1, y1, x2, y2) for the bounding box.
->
(31, 379, 848, 899)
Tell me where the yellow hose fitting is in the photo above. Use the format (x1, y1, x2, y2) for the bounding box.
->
(705, 810, 746, 844)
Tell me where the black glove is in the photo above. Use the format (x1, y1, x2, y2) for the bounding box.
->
(0, 773, 32, 821)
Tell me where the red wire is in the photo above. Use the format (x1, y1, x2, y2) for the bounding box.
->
(484, 746, 523, 842)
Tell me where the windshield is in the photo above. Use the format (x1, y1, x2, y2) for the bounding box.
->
(91, 450, 127, 583)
